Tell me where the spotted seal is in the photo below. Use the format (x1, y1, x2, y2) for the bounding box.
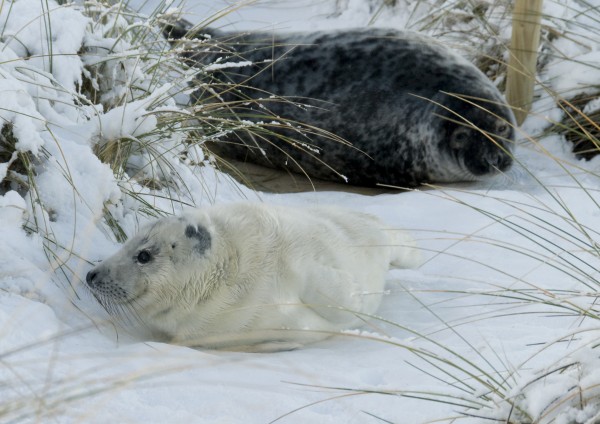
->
(85, 202, 420, 352)
(171, 26, 516, 187)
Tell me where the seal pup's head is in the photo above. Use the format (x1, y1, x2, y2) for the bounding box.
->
(85, 212, 213, 323)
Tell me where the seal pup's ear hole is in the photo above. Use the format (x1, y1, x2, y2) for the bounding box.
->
(450, 127, 471, 149)
(184, 224, 212, 254)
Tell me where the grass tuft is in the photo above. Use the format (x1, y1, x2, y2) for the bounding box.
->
(0, 122, 34, 196)
(556, 93, 600, 160)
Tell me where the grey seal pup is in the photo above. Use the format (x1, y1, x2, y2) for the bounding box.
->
(172, 26, 515, 187)
(85, 202, 420, 352)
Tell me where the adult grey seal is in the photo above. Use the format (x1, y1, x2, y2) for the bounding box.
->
(171, 26, 515, 187)
(85, 202, 420, 352)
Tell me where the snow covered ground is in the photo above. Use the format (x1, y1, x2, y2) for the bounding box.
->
(2, 0, 600, 422)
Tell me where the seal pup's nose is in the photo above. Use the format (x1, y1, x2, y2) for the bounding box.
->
(86, 269, 98, 287)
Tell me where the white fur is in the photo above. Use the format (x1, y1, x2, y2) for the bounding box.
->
(86, 202, 420, 352)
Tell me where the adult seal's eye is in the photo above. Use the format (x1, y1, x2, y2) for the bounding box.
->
(495, 122, 511, 137)
(137, 250, 152, 264)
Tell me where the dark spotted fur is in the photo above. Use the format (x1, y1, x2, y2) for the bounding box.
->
(176, 27, 515, 187)
(184, 224, 212, 254)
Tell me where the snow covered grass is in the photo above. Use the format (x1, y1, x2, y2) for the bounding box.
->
(0, 0, 268, 247)
(415, 181, 600, 421)
(3, 0, 600, 422)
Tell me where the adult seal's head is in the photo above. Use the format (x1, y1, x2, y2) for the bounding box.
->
(175, 27, 516, 187)
(427, 87, 515, 183)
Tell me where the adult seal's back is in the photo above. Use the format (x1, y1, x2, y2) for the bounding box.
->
(175, 27, 515, 187)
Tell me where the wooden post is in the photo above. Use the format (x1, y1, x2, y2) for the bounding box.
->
(506, 0, 543, 126)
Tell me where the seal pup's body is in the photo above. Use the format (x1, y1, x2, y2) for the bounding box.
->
(86, 203, 420, 352)
(178, 27, 515, 187)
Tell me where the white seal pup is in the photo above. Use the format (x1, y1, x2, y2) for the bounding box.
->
(169, 26, 515, 187)
(85, 203, 420, 352)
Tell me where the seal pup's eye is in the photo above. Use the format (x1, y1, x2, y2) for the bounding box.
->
(137, 250, 152, 264)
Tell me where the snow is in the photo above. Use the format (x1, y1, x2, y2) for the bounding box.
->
(204, 60, 253, 71)
(2, 0, 600, 423)
(544, 50, 600, 98)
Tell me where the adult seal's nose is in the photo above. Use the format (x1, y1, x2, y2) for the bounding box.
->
(490, 153, 512, 172)
(498, 154, 513, 171)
